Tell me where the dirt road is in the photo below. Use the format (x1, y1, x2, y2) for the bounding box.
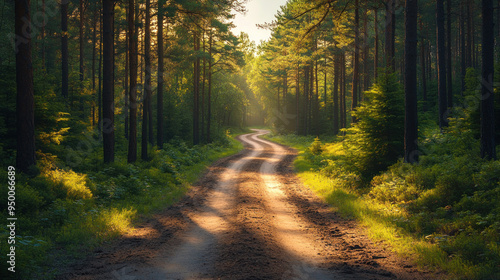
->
(58, 129, 440, 280)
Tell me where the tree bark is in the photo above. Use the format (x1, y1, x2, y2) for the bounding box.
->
(481, 0, 496, 159)
(374, 9, 379, 79)
(446, 0, 453, 108)
(201, 32, 206, 143)
(352, 0, 360, 122)
(128, 0, 138, 163)
(193, 30, 200, 145)
(420, 20, 428, 111)
(333, 53, 340, 135)
(125, 3, 129, 139)
(303, 65, 309, 135)
(79, 0, 85, 82)
(466, 0, 472, 68)
(98, 17, 102, 133)
(314, 56, 319, 134)
(405, 0, 418, 163)
(437, 0, 448, 129)
(157, 0, 164, 148)
(460, 0, 466, 93)
(385, 0, 396, 71)
(102, 0, 114, 163)
(340, 52, 346, 131)
(92, 4, 97, 126)
(142, 0, 151, 160)
(61, 0, 69, 98)
(147, 0, 153, 147)
(362, 10, 369, 94)
(207, 31, 213, 143)
(41, 0, 46, 69)
(15, 0, 36, 172)
(296, 64, 300, 134)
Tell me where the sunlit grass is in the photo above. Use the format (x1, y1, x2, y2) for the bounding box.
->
(275, 135, 498, 280)
(0, 131, 246, 279)
(57, 207, 136, 247)
(46, 169, 93, 200)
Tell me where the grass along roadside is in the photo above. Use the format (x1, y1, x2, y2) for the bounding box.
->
(0, 131, 245, 279)
(265, 132, 499, 280)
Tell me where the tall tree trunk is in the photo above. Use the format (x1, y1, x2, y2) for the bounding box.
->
(41, 0, 46, 69)
(362, 10, 369, 94)
(427, 40, 432, 81)
(201, 32, 206, 143)
(497, 0, 500, 60)
(352, 0, 360, 123)
(193, 30, 200, 145)
(128, 0, 138, 163)
(420, 20, 428, 111)
(142, 0, 151, 160)
(323, 59, 327, 108)
(277, 85, 281, 114)
(98, 19, 102, 133)
(125, 4, 129, 139)
(481, 0, 496, 159)
(61, 0, 69, 98)
(308, 65, 313, 134)
(314, 57, 319, 134)
(460, 0, 466, 93)
(405, 0, 419, 163)
(303, 63, 311, 135)
(333, 53, 340, 135)
(79, 0, 85, 82)
(296, 64, 300, 134)
(92, 4, 97, 126)
(303, 65, 309, 135)
(284, 70, 288, 112)
(385, 0, 396, 71)
(446, 0, 453, 107)
(147, 3, 153, 147)
(466, 0, 472, 68)
(340, 52, 346, 131)
(437, 0, 448, 129)
(374, 9, 379, 79)
(157, 0, 164, 148)
(207, 31, 212, 143)
(102, 0, 114, 163)
(15, 0, 36, 172)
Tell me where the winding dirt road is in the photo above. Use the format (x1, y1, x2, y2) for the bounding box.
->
(58, 129, 441, 280)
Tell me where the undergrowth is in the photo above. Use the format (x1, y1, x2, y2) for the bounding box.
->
(266, 73, 500, 279)
(269, 130, 500, 280)
(0, 131, 243, 279)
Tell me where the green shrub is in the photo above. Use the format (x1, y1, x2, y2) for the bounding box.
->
(342, 72, 404, 180)
(369, 175, 421, 205)
(309, 137, 323, 155)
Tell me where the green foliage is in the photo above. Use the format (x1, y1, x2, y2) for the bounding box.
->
(342, 72, 404, 180)
(276, 108, 500, 278)
(308, 137, 323, 155)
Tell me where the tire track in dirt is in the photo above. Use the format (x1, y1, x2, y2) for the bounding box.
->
(134, 131, 271, 279)
(57, 129, 443, 280)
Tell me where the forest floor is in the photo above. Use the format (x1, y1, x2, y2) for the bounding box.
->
(56, 130, 443, 280)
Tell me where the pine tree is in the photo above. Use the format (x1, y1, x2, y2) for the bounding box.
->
(480, 0, 496, 159)
(404, 0, 418, 163)
(102, 0, 114, 163)
(15, 0, 36, 172)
